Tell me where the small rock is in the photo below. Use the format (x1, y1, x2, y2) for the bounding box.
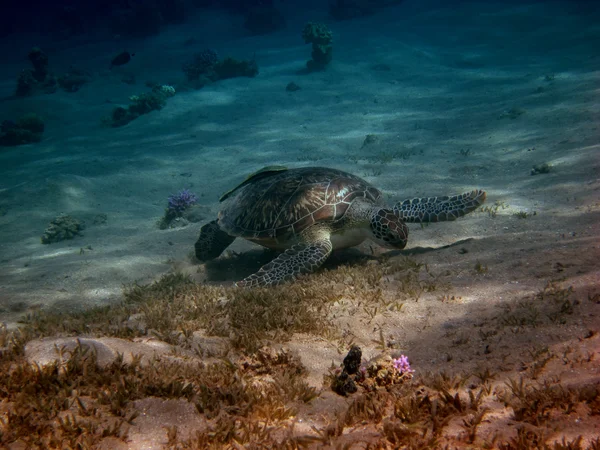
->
(531, 163, 551, 175)
(286, 82, 301, 92)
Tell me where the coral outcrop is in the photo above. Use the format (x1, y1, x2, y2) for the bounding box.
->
(302, 22, 333, 71)
(16, 48, 57, 96)
(183, 50, 258, 89)
(159, 189, 207, 229)
(41, 214, 85, 244)
(213, 57, 259, 80)
(0, 113, 44, 147)
(331, 346, 414, 396)
(107, 85, 175, 127)
(182, 49, 219, 83)
(15, 47, 89, 96)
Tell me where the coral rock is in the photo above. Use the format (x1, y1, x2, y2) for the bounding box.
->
(41, 214, 85, 244)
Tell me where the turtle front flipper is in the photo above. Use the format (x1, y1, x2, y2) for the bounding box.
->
(393, 190, 486, 223)
(195, 220, 236, 261)
(236, 238, 333, 288)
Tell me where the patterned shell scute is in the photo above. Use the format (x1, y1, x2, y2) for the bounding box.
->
(218, 167, 382, 240)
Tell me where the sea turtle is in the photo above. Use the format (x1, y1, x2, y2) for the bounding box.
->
(195, 166, 486, 287)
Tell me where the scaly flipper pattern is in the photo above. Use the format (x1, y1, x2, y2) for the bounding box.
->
(195, 220, 236, 261)
(236, 238, 333, 287)
(393, 190, 486, 223)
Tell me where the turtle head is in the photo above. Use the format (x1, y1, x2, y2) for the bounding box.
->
(369, 208, 409, 249)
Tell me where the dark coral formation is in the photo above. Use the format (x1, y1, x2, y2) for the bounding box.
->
(15, 47, 89, 96)
(183, 51, 258, 89)
(0, 114, 44, 147)
(343, 345, 362, 375)
(331, 370, 359, 396)
(213, 57, 259, 80)
(107, 85, 175, 127)
(41, 214, 85, 244)
(531, 163, 552, 175)
(16, 48, 57, 96)
(28, 47, 49, 83)
(332, 346, 414, 396)
(302, 22, 333, 71)
(15, 70, 37, 97)
(182, 49, 219, 83)
(332, 345, 362, 396)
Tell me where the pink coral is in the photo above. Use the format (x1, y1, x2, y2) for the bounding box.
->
(392, 355, 413, 374)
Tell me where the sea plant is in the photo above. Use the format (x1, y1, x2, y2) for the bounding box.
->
(166, 189, 197, 218)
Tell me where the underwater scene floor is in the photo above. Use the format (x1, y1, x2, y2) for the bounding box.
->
(0, 1, 599, 448)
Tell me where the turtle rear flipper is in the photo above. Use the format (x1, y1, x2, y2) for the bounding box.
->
(393, 190, 486, 223)
(195, 220, 236, 261)
(236, 238, 333, 288)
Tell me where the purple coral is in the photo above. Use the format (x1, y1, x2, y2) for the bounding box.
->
(392, 355, 414, 374)
(167, 189, 197, 217)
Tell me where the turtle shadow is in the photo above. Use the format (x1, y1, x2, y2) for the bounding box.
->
(201, 238, 476, 284)
(202, 250, 275, 283)
(202, 247, 378, 284)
